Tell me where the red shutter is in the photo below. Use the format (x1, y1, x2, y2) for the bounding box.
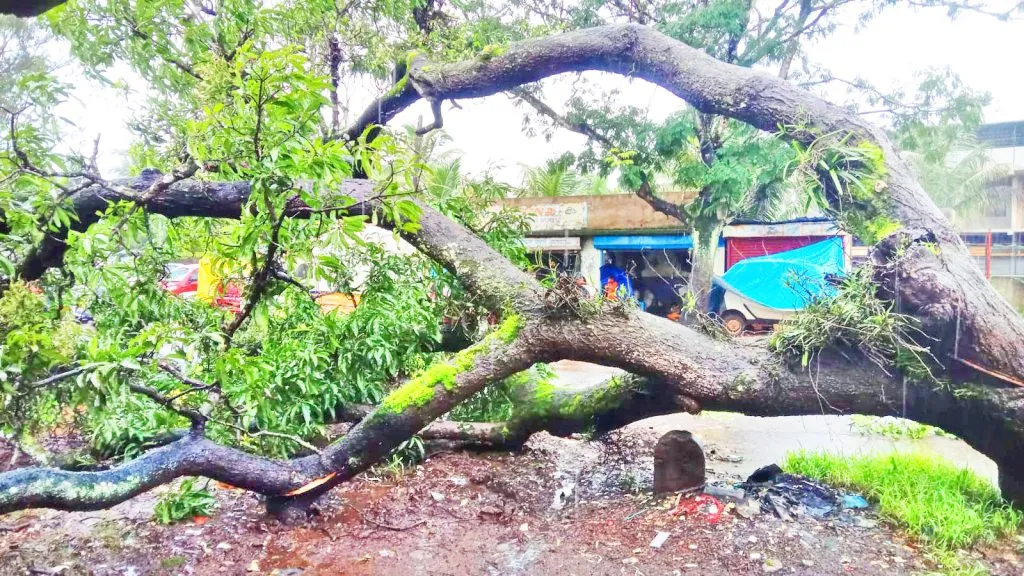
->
(726, 236, 830, 270)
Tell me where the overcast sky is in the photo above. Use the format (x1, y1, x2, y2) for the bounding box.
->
(57, 2, 1024, 183)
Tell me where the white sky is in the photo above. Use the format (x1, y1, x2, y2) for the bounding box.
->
(55, 3, 1024, 183)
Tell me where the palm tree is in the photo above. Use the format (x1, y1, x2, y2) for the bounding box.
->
(520, 159, 582, 197)
(902, 134, 1010, 222)
(518, 157, 613, 198)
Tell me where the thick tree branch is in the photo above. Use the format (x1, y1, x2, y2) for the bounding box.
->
(334, 23, 1023, 380)
(17, 172, 540, 312)
(634, 175, 689, 223)
(0, 434, 312, 514)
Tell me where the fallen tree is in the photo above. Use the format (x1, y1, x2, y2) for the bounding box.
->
(3, 24, 1024, 518)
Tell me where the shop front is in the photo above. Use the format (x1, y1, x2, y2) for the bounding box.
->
(593, 234, 702, 317)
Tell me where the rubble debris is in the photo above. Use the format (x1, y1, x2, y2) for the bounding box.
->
(746, 464, 783, 484)
(704, 484, 745, 500)
(740, 464, 869, 520)
(735, 498, 761, 519)
(649, 531, 671, 548)
(653, 430, 705, 494)
(672, 494, 724, 524)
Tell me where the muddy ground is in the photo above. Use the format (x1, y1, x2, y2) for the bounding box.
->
(1, 422, 1021, 576)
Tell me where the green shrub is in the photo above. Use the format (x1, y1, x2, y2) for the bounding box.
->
(770, 266, 938, 383)
(153, 478, 217, 524)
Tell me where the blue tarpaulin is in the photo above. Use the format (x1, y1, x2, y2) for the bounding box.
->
(716, 237, 845, 310)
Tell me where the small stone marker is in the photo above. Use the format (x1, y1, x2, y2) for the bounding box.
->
(653, 430, 705, 494)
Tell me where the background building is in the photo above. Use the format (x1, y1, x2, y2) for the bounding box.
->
(502, 122, 1024, 312)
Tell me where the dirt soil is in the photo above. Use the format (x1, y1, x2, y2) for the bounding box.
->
(1, 427, 1021, 576)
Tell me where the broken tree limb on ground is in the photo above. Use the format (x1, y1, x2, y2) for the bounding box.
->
(5, 24, 1024, 516)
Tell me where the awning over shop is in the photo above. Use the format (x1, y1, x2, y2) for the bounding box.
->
(593, 234, 693, 251)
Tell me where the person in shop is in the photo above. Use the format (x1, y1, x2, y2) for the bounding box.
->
(600, 256, 633, 301)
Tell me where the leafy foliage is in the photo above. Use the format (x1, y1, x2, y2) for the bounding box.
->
(889, 69, 1007, 220)
(850, 415, 950, 440)
(0, 282, 86, 442)
(770, 266, 938, 382)
(783, 129, 896, 244)
(519, 155, 610, 198)
(153, 478, 217, 524)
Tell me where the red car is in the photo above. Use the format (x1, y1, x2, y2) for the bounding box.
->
(160, 262, 243, 312)
(160, 263, 199, 297)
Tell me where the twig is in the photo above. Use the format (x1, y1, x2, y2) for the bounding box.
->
(26, 366, 92, 390)
(126, 382, 206, 426)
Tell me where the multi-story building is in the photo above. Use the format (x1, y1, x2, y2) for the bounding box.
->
(950, 121, 1024, 309)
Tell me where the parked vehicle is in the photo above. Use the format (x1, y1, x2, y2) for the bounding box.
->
(160, 259, 243, 312)
(708, 238, 845, 336)
(159, 262, 199, 297)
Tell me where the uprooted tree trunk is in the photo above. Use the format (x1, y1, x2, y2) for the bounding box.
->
(4, 24, 1024, 517)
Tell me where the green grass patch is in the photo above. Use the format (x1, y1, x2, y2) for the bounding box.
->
(784, 451, 1020, 550)
(849, 415, 952, 440)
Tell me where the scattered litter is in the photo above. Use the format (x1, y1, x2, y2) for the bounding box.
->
(672, 494, 724, 524)
(740, 464, 854, 519)
(855, 517, 878, 529)
(519, 523, 529, 533)
(215, 542, 232, 550)
(246, 560, 260, 573)
(449, 476, 468, 487)
(622, 557, 639, 565)
(735, 498, 761, 519)
(841, 494, 870, 509)
(762, 558, 783, 573)
(649, 531, 671, 548)
(704, 484, 745, 500)
(429, 491, 445, 502)
(746, 464, 783, 484)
